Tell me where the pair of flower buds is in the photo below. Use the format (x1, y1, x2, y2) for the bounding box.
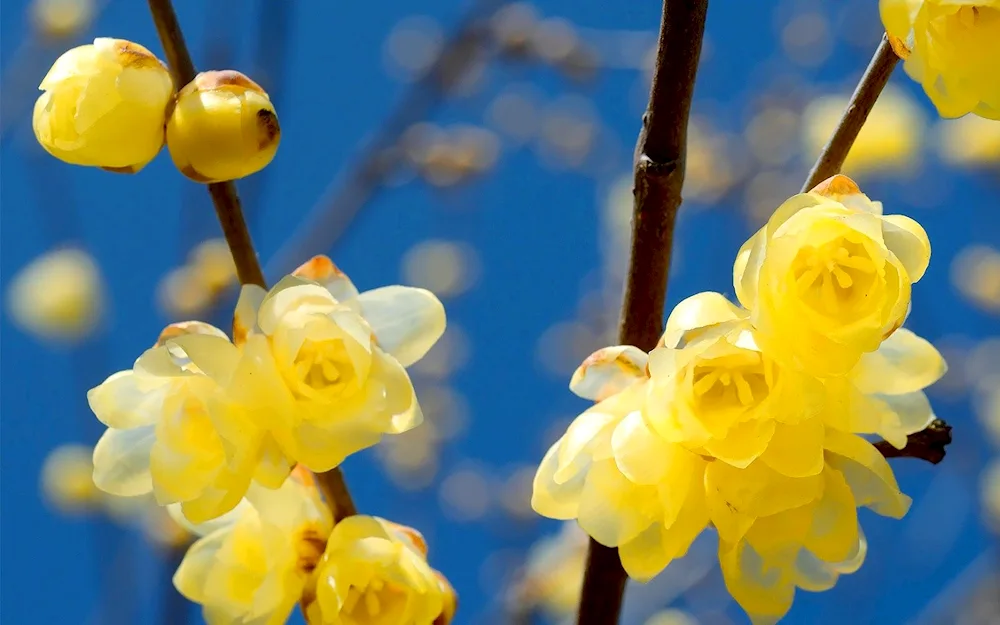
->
(32, 37, 279, 181)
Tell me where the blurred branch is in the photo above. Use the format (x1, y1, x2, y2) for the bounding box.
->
(145, 0, 357, 524)
(875, 419, 952, 465)
(265, 0, 507, 278)
(577, 2, 709, 625)
(801, 35, 899, 191)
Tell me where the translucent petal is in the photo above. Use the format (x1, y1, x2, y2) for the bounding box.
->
(879, 0, 921, 38)
(290, 418, 385, 473)
(719, 540, 796, 625)
(166, 333, 240, 382)
(570, 345, 648, 401)
(233, 284, 266, 346)
(823, 430, 911, 518)
(173, 528, 229, 603)
(532, 442, 586, 519)
(852, 328, 946, 396)
(167, 499, 252, 537)
(805, 468, 858, 563)
(618, 523, 674, 582)
(252, 436, 294, 489)
(881, 214, 931, 282)
(257, 276, 334, 335)
(372, 349, 423, 434)
(660, 292, 746, 348)
(577, 459, 656, 546)
(554, 409, 619, 483)
(292, 255, 360, 305)
(759, 419, 825, 478)
(611, 411, 672, 484)
(92, 425, 155, 496)
(702, 418, 776, 468)
(356, 286, 446, 367)
(87, 370, 164, 428)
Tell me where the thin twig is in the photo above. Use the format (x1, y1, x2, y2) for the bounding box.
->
(265, 0, 505, 279)
(801, 35, 899, 192)
(145, 0, 357, 521)
(874, 419, 952, 465)
(577, 2, 709, 625)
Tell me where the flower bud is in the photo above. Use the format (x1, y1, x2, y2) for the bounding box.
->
(40, 443, 101, 513)
(33, 38, 174, 173)
(166, 70, 280, 183)
(31, 0, 95, 39)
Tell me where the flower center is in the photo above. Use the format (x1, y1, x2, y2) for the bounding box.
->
(289, 338, 357, 399)
(792, 237, 877, 317)
(690, 352, 770, 414)
(957, 6, 980, 28)
(343, 578, 406, 620)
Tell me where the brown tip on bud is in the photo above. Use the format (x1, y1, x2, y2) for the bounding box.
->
(101, 164, 140, 174)
(180, 164, 215, 184)
(256, 108, 280, 149)
(293, 255, 339, 281)
(115, 40, 164, 70)
(155, 321, 227, 347)
(291, 463, 315, 486)
(887, 34, 911, 60)
(388, 522, 429, 557)
(193, 70, 267, 95)
(810, 174, 860, 198)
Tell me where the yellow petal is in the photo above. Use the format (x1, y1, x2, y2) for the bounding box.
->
(823, 430, 911, 519)
(719, 540, 796, 625)
(92, 425, 155, 496)
(611, 411, 673, 484)
(554, 409, 619, 483)
(879, 0, 920, 38)
(233, 284, 266, 346)
(577, 459, 656, 547)
(618, 523, 673, 582)
(881, 214, 931, 282)
(252, 436, 294, 489)
(660, 292, 746, 348)
(759, 419, 825, 478)
(357, 286, 446, 367)
(173, 528, 229, 603)
(532, 443, 586, 520)
(166, 333, 240, 381)
(805, 468, 858, 563)
(570, 345, 648, 401)
(702, 419, 776, 469)
(852, 328, 946, 396)
(292, 255, 360, 305)
(372, 349, 423, 434)
(87, 370, 163, 428)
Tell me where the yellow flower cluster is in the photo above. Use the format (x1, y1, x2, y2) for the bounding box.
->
(33, 38, 279, 180)
(174, 467, 455, 625)
(532, 176, 945, 623)
(90, 255, 445, 522)
(881, 0, 1000, 119)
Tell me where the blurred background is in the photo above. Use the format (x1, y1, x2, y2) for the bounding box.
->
(1, 0, 999, 623)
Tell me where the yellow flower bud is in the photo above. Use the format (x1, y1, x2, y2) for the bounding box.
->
(166, 70, 280, 183)
(33, 38, 174, 172)
(40, 443, 101, 513)
(6, 247, 104, 342)
(30, 0, 95, 39)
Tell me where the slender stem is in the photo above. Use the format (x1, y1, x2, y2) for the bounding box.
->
(577, 2, 709, 625)
(801, 35, 899, 192)
(145, 0, 356, 520)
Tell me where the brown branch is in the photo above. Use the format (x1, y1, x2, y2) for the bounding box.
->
(801, 35, 899, 192)
(875, 419, 952, 465)
(146, 0, 356, 519)
(577, 2, 709, 625)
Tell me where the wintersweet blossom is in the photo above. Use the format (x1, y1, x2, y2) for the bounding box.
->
(166, 70, 280, 183)
(881, 0, 1000, 119)
(229, 256, 445, 472)
(734, 175, 930, 377)
(89, 321, 266, 523)
(33, 38, 174, 172)
(302, 515, 456, 625)
(173, 468, 332, 625)
(41, 443, 101, 513)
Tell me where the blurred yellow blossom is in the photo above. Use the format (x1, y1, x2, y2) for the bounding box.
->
(302, 515, 456, 625)
(937, 114, 1000, 165)
(402, 240, 481, 298)
(174, 468, 331, 625)
(229, 255, 445, 472)
(802, 87, 925, 177)
(157, 266, 213, 319)
(951, 245, 1000, 313)
(519, 522, 588, 619)
(191, 238, 238, 294)
(30, 0, 94, 39)
(734, 175, 930, 376)
(7, 247, 104, 342)
(89, 320, 270, 523)
(982, 460, 1000, 531)
(645, 609, 699, 625)
(33, 38, 174, 172)
(41, 443, 101, 513)
(166, 70, 280, 183)
(881, 0, 1000, 119)
(686, 117, 743, 202)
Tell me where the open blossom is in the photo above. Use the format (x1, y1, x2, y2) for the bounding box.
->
(734, 175, 930, 377)
(173, 468, 332, 625)
(302, 516, 456, 625)
(89, 321, 267, 523)
(166, 70, 280, 183)
(229, 256, 445, 472)
(33, 38, 174, 172)
(881, 0, 1000, 119)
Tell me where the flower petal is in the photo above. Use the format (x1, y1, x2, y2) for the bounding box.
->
(702, 418, 776, 469)
(881, 214, 930, 282)
(373, 349, 423, 434)
(805, 467, 859, 563)
(660, 292, 746, 348)
(92, 425, 155, 496)
(570, 346, 648, 401)
(719, 540, 796, 625)
(852, 328, 946, 396)
(87, 370, 164, 429)
(618, 524, 673, 582)
(173, 527, 229, 603)
(611, 411, 672, 484)
(577, 459, 656, 547)
(759, 419, 825, 478)
(357, 286, 446, 367)
(292, 255, 360, 305)
(233, 284, 266, 346)
(531, 442, 585, 520)
(253, 436, 294, 489)
(823, 430, 911, 519)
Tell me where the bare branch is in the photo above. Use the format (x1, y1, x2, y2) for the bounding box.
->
(875, 419, 952, 465)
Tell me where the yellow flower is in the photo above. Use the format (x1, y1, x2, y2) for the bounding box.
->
(89, 321, 274, 523)
(734, 175, 930, 376)
(174, 468, 332, 625)
(643, 292, 827, 476)
(802, 87, 925, 178)
(230, 256, 445, 472)
(937, 114, 1000, 165)
(532, 382, 710, 581)
(520, 522, 588, 619)
(303, 516, 455, 625)
(881, 0, 1000, 119)
(166, 70, 280, 183)
(30, 0, 95, 39)
(40, 443, 101, 513)
(33, 38, 174, 172)
(6, 247, 104, 342)
(719, 432, 911, 624)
